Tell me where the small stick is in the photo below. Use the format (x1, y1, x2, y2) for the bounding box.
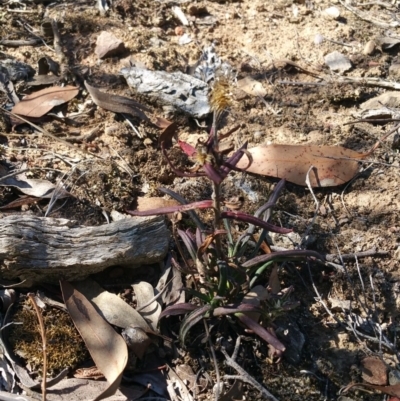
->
(221, 336, 279, 401)
(51, 19, 66, 65)
(0, 39, 41, 46)
(16, 19, 54, 53)
(338, 0, 400, 28)
(1, 108, 104, 159)
(28, 293, 47, 401)
(277, 80, 326, 86)
(203, 319, 222, 401)
(302, 166, 319, 246)
(136, 275, 176, 312)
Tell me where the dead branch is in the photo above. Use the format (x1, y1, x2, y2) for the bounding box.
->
(221, 336, 279, 401)
(0, 215, 169, 284)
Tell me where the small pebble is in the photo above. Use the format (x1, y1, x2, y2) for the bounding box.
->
(324, 51, 352, 72)
(95, 31, 125, 59)
(322, 6, 340, 20)
(314, 33, 324, 45)
(363, 40, 376, 55)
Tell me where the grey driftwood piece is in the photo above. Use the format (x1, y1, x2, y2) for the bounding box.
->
(0, 215, 169, 284)
(120, 66, 211, 118)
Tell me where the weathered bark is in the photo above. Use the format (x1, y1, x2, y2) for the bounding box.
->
(120, 66, 211, 118)
(0, 215, 169, 284)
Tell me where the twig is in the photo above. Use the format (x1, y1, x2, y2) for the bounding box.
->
(325, 247, 389, 262)
(51, 19, 66, 65)
(221, 336, 279, 401)
(6, 8, 36, 13)
(279, 75, 400, 91)
(277, 80, 326, 86)
(270, 246, 388, 263)
(0, 38, 41, 46)
(302, 166, 319, 246)
(122, 113, 142, 138)
(204, 319, 222, 401)
(16, 19, 54, 53)
(27, 293, 47, 401)
(338, 0, 400, 28)
(136, 275, 176, 312)
(1, 108, 103, 159)
(306, 261, 341, 324)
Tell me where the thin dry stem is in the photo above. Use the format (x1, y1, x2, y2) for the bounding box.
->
(203, 319, 222, 401)
(221, 336, 279, 401)
(28, 293, 47, 401)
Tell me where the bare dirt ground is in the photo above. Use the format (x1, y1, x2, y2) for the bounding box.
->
(1, 0, 400, 400)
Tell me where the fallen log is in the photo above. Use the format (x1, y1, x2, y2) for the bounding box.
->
(0, 214, 169, 284)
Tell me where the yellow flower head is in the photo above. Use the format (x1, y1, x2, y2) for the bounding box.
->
(209, 76, 232, 118)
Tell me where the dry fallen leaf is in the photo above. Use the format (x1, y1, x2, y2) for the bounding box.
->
(157, 120, 178, 149)
(268, 265, 280, 295)
(11, 86, 79, 118)
(73, 279, 150, 330)
(235, 144, 368, 187)
(85, 81, 150, 122)
(132, 281, 162, 331)
(60, 281, 128, 401)
(137, 197, 179, 212)
(45, 378, 146, 401)
(343, 382, 400, 398)
(0, 173, 69, 198)
(361, 356, 387, 386)
(156, 261, 185, 307)
(236, 76, 267, 97)
(242, 285, 270, 321)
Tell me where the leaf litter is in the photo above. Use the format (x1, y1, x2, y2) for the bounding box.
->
(60, 281, 128, 401)
(11, 86, 79, 118)
(236, 124, 398, 187)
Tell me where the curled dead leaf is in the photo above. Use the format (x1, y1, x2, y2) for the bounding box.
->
(84, 81, 150, 122)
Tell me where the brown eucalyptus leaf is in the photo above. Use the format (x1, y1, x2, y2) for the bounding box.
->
(84, 81, 150, 122)
(236, 144, 368, 187)
(0, 196, 39, 210)
(73, 279, 150, 330)
(44, 378, 145, 401)
(11, 86, 79, 118)
(60, 281, 128, 401)
(137, 197, 179, 212)
(361, 356, 387, 385)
